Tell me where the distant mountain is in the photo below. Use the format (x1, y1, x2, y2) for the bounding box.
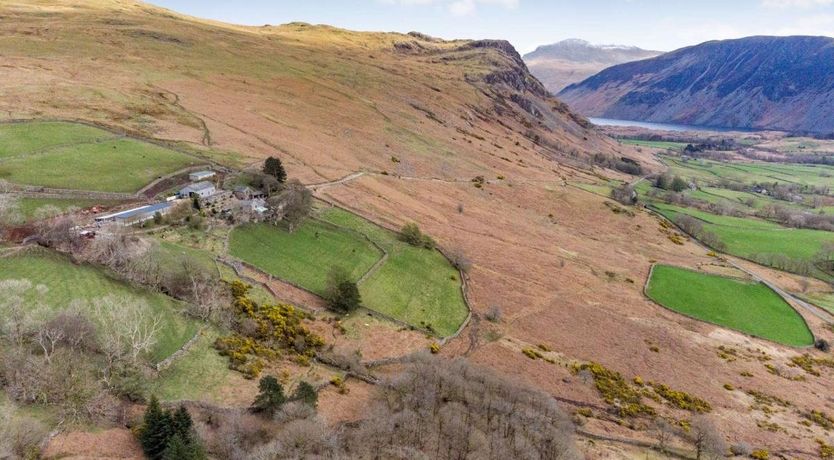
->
(523, 39, 661, 93)
(559, 36, 834, 134)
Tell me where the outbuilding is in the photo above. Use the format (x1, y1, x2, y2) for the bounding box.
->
(94, 202, 173, 226)
(188, 170, 216, 181)
(178, 181, 216, 199)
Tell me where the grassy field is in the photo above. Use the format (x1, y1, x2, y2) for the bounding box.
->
(662, 155, 834, 188)
(0, 121, 199, 192)
(230, 207, 469, 336)
(149, 329, 234, 402)
(646, 265, 813, 346)
(17, 197, 119, 221)
(620, 139, 688, 150)
(229, 221, 383, 296)
(0, 249, 198, 362)
(318, 207, 468, 336)
(653, 203, 834, 266)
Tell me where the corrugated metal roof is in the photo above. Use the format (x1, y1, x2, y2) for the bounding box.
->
(96, 202, 172, 221)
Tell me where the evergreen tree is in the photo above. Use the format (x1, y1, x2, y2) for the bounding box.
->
(252, 375, 286, 416)
(263, 156, 287, 183)
(140, 396, 174, 460)
(161, 434, 190, 460)
(171, 405, 194, 440)
(292, 381, 318, 407)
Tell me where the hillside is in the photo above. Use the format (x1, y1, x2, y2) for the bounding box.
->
(523, 39, 660, 93)
(559, 36, 834, 134)
(4, 1, 834, 458)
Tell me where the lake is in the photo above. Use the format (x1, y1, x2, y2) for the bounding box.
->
(589, 117, 750, 133)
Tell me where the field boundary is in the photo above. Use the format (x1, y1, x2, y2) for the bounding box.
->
(643, 263, 815, 348)
(313, 195, 474, 340)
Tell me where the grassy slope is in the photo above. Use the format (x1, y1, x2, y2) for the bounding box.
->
(229, 222, 382, 295)
(0, 121, 115, 157)
(0, 249, 198, 362)
(0, 128, 198, 192)
(17, 197, 117, 221)
(319, 207, 468, 336)
(646, 265, 813, 346)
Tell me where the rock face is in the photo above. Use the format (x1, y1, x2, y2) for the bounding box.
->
(523, 39, 660, 93)
(558, 36, 834, 134)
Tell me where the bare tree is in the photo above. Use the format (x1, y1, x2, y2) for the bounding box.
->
(0, 279, 48, 346)
(652, 417, 676, 454)
(0, 400, 48, 459)
(269, 179, 312, 232)
(0, 192, 22, 225)
(89, 295, 162, 370)
(689, 415, 727, 460)
(446, 247, 473, 274)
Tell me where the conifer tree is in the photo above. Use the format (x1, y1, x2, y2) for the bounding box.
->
(292, 381, 318, 407)
(140, 396, 174, 460)
(263, 156, 287, 183)
(252, 375, 286, 416)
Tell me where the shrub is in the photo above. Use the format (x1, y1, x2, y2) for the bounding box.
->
(751, 449, 769, 460)
(399, 223, 435, 249)
(815, 339, 831, 352)
(610, 184, 637, 205)
(485, 305, 501, 322)
(429, 342, 440, 354)
(730, 442, 751, 456)
(323, 266, 362, 314)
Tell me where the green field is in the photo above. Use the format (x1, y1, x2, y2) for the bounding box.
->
(17, 197, 118, 221)
(662, 155, 834, 188)
(318, 207, 468, 336)
(0, 249, 198, 362)
(0, 121, 199, 192)
(646, 265, 813, 346)
(653, 203, 834, 268)
(620, 139, 688, 150)
(229, 221, 382, 296)
(229, 208, 469, 336)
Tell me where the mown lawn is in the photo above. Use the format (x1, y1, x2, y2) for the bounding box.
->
(0, 249, 198, 362)
(646, 265, 813, 346)
(229, 221, 382, 296)
(318, 207, 468, 336)
(0, 138, 198, 192)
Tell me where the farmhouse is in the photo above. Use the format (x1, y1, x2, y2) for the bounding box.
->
(94, 202, 173, 226)
(233, 185, 266, 200)
(188, 170, 216, 181)
(178, 181, 216, 199)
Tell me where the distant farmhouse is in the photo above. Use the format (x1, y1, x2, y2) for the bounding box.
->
(95, 202, 173, 226)
(188, 170, 215, 181)
(178, 181, 216, 199)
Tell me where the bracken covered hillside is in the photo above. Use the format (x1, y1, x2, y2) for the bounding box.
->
(0, 0, 623, 180)
(7, 1, 834, 457)
(560, 36, 834, 134)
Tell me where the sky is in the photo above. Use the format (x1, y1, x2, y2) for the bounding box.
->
(150, 0, 834, 53)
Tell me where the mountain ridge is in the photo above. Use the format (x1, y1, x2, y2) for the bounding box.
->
(559, 35, 834, 134)
(523, 38, 661, 93)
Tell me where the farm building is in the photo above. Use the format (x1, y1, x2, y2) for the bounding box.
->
(178, 181, 216, 199)
(233, 185, 266, 200)
(94, 202, 173, 226)
(189, 170, 216, 181)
